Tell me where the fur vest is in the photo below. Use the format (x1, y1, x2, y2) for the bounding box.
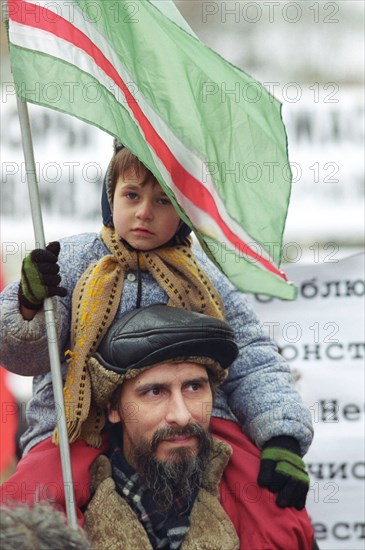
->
(84, 437, 239, 549)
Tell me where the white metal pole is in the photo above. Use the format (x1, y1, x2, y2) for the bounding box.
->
(16, 96, 78, 529)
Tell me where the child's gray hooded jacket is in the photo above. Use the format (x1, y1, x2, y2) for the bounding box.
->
(0, 232, 313, 455)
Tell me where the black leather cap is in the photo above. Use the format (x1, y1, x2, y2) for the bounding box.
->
(93, 304, 238, 375)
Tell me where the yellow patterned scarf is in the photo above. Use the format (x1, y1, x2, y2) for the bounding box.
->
(53, 226, 225, 447)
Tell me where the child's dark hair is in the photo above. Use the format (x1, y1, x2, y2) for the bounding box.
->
(110, 148, 157, 198)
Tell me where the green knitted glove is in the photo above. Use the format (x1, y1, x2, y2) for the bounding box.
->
(258, 436, 310, 510)
(18, 241, 67, 310)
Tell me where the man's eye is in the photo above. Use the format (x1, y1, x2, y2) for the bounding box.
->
(188, 383, 200, 392)
(147, 388, 161, 396)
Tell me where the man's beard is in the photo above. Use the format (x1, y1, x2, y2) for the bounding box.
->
(132, 424, 212, 512)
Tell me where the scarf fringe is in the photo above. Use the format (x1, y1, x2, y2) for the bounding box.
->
(82, 432, 103, 449)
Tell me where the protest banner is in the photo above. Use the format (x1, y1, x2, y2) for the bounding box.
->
(248, 252, 365, 549)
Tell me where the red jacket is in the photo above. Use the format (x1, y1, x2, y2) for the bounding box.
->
(1, 418, 313, 549)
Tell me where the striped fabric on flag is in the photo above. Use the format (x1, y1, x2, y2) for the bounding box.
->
(7, 0, 296, 299)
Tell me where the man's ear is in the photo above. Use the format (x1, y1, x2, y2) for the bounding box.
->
(107, 403, 122, 424)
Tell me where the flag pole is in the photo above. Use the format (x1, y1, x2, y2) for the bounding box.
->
(15, 96, 78, 529)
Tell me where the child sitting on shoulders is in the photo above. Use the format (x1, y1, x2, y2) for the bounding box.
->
(0, 142, 312, 537)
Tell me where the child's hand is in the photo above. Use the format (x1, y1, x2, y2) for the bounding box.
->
(18, 241, 67, 311)
(257, 436, 310, 510)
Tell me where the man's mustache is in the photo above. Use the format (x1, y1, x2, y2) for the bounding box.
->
(150, 424, 206, 451)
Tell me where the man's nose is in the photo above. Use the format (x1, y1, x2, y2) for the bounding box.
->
(136, 200, 153, 220)
(165, 393, 192, 426)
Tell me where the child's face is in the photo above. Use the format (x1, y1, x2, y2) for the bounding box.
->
(113, 169, 181, 250)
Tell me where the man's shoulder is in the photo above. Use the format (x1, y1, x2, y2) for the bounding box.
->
(85, 455, 153, 549)
(89, 454, 112, 492)
(202, 437, 232, 494)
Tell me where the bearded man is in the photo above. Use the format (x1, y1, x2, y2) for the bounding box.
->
(83, 304, 240, 549)
(80, 304, 315, 549)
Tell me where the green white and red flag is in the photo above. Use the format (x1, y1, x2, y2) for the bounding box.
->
(7, 0, 296, 299)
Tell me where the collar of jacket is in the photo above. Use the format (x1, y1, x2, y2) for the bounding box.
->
(84, 437, 239, 550)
